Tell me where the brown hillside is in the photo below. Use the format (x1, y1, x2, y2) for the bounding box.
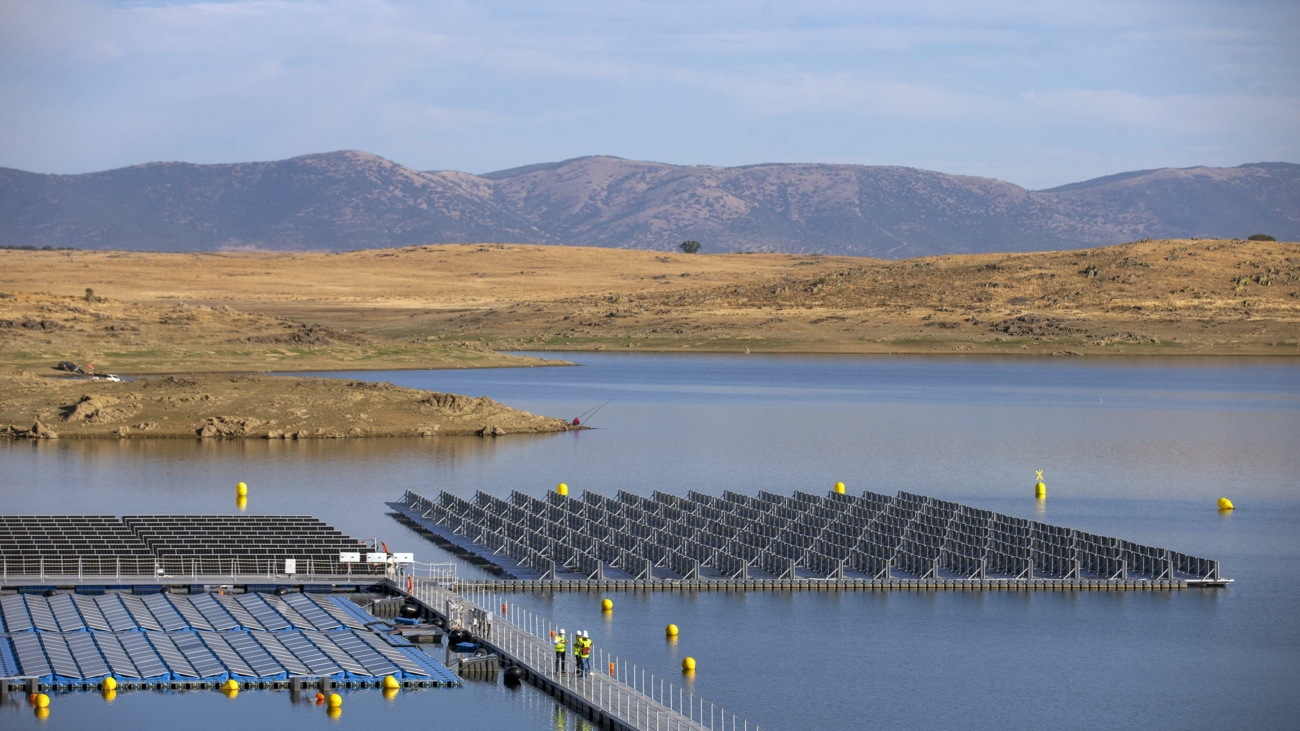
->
(1, 238, 1296, 358)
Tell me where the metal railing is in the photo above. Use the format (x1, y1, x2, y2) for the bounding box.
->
(0, 555, 387, 582)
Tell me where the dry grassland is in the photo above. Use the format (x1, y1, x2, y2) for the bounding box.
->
(2, 239, 1297, 359)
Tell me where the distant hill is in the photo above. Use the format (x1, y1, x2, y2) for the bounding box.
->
(1, 151, 1296, 256)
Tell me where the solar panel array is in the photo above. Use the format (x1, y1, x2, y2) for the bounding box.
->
(0, 592, 459, 686)
(0, 515, 377, 577)
(393, 488, 1222, 583)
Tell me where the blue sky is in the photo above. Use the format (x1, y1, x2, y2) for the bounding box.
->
(0, 0, 1296, 189)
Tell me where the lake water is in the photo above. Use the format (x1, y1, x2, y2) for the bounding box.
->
(2, 353, 1298, 730)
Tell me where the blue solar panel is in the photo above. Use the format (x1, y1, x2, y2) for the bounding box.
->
(120, 595, 162, 631)
(11, 633, 51, 677)
(92, 634, 141, 678)
(225, 632, 287, 678)
(236, 594, 289, 631)
(142, 594, 188, 631)
(302, 631, 367, 675)
(1, 595, 32, 633)
(328, 631, 399, 676)
(215, 594, 263, 630)
(190, 594, 238, 631)
(353, 630, 429, 676)
(25, 596, 59, 632)
(166, 596, 212, 631)
(94, 595, 138, 632)
(277, 632, 342, 676)
(196, 632, 256, 677)
(263, 595, 315, 630)
(118, 633, 168, 679)
(249, 632, 310, 676)
(65, 633, 109, 678)
(171, 633, 225, 678)
(146, 633, 197, 678)
(40, 634, 81, 679)
(73, 595, 111, 631)
(49, 594, 87, 632)
(284, 594, 341, 630)
(310, 595, 367, 629)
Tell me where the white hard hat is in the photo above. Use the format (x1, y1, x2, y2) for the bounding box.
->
(560, 628, 565, 634)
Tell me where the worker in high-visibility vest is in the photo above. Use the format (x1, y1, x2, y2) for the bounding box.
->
(554, 628, 567, 673)
(577, 630, 592, 676)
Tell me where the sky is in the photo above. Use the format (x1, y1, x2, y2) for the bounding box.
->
(0, 0, 1297, 189)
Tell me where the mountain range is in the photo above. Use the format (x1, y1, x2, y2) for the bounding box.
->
(1, 151, 1296, 256)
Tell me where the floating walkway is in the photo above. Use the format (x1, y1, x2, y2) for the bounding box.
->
(399, 576, 759, 731)
(0, 591, 458, 691)
(390, 488, 1228, 589)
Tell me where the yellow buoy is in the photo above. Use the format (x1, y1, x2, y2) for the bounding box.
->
(681, 656, 695, 672)
(222, 679, 239, 691)
(1218, 497, 1234, 511)
(601, 598, 613, 611)
(382, 687, 399, 702)
(1034, 470, 1046, 498)
(382, 675, 400, 690)
(328, 693, 342, 708)
(35, 693, 50, 708)
(557, 483, 568, 496)
(236, 481, 248, 497)
(665, 623, 678, 637)
(834, 482, 845, 494)
(103, 677, 117, 691)
(236, 495, 247, 512)
(221, 687, 238, 699)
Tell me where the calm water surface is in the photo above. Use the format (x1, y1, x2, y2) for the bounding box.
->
(2, 354, 1297, 730)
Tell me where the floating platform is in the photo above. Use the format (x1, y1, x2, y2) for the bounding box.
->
(0, 591, 458, 691)
(391, 488, 1229, 589)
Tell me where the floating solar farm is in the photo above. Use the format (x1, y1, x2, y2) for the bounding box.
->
(0, 515, 377, 577)
(392, 488, 1226, 587)
(0, 591, 458, 689)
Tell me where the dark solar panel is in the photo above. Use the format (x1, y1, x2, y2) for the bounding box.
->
(25, 596, 59, 632)
(236, 594, 289, 631)
(215, 594, 263, 631)
(11, 633, 51, 677)
(65, 633, 109, 678)
(118, 633, 168, 678)
(249, 632, 309, 676)
(142, 594, 189, 631)
(40, 634, 81, 679)
(92, 634, 141, 678)
(73, 595, 111, 631)
(146, 633, 197, 678)
(94, 595, 137, 632)
(172, 633, 225, 678)
(284, 594, 340, 631)
(1, 595, 32, 633)
(48, 594, 86, 632)
(196, 632, 256, 677)
(329, 631, 400, 676)
(302, 631, 367, 675)
(120, 595, 162, 631)
(276, 632, 341, 676)
(168, 596, 213, 631)
(189, 594, 238, 631)
(225, 632, 285, 678)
